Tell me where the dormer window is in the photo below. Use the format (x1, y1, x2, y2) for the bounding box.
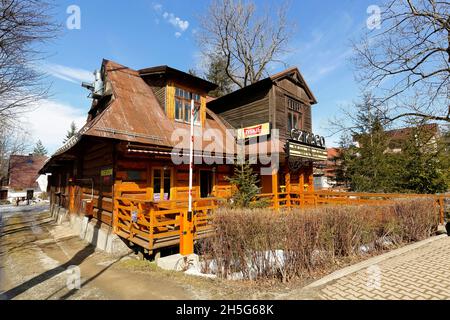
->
(175, 87, 201, 124)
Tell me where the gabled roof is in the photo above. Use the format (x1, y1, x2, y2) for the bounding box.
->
(50, 60, 235, 158)
(8, 155, 48, 189)
(139, 65, 218, 93)
(269, 67, 317, 104)
(207, 66, 317, 112)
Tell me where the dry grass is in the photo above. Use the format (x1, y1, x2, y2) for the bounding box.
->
(198, 198, 438, 282)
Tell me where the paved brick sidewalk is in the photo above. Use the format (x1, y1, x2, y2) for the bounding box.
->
(318, 236, 450, 300)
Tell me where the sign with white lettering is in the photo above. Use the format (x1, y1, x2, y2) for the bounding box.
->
(290, 129, 326, 148)
(287, 141, 328, 161)
(237, 123, 270, 140)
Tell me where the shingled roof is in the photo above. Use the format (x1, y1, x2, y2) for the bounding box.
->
(8, 155, 48, 190)
(51, 59, 236, 158)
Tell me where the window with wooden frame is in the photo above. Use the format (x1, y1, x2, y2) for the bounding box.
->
(286, 96, 303, 132)
(152, 167, 172, 201)
(174, 87, 201, 124)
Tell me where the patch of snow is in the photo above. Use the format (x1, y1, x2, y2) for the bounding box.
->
(0, 203, 50, 218)
(184, 267, 216, 278)
(359, 245, 371, 254)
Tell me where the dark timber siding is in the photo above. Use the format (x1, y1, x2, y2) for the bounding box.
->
(272, 79, 312, 142)
(145, 78, 166, 111)
(216, 89, 270, 129)
(82, 141, 114, 225)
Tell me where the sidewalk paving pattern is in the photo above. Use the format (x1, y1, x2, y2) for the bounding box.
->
(318, 236, 450, 300)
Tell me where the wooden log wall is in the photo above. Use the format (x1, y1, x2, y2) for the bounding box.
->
(81, 141, 114, 225)
(116, 149, 233, 202)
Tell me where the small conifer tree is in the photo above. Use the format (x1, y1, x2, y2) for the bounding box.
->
(226, 161, 260, 208)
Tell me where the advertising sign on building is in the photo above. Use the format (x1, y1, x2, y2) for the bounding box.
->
(287, 142, 328, 161)
(101, 167, 113, 185)
(236, 123, 270, 140)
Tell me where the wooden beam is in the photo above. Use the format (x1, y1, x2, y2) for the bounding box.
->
(272, 168, 279, 210)
(299, 172, 305, 193)
(285, 172, 291, 208)
(308, 169, 314, 192)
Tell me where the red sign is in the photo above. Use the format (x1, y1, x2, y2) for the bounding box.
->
(237, 123, 270, 140)
(244, 125, 262, 136)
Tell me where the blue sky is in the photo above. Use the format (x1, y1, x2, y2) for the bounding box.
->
(28, 0, 382, 154)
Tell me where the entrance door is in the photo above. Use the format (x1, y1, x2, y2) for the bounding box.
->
(26, 190, 34, 200)
(200, 171, 213, 198)
(152, 168, 172, 201)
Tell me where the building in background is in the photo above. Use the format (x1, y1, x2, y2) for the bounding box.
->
(0, 154, 48, 203)
(314, 147, 343, 190)
(385, 123, 441, 153)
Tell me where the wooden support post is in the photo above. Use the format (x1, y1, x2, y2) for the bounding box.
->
(180, 208, 194, 255)
(272, 169, 279, 210)
(308, 167, 314, 193)
(285, 172, 291, 208)
(299, 173, 305, 193)
(69, 185, 75, 213)
(439, 196, 445, 225)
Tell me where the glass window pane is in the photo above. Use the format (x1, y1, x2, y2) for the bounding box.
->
(288, 112, 293, 132)
(184, 103, 191, 122)
(184, 90, 191, 99)
(175, 99, 183, 120)
(194, 108, 200, 124)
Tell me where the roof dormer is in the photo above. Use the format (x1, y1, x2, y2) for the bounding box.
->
(139, 66, 217, 127)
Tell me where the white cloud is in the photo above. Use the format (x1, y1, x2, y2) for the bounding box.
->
(40, 63, 94, 84)
(164, 12, 189, 32)
(21, 99, 87, 154)
(153, 4, 189, 37)
(153, 3, 162, 13)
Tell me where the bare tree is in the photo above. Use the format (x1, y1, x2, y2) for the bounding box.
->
(352, 0, 450, 124)
(196, 0, 293, 88)
(0, 0, 59, 126)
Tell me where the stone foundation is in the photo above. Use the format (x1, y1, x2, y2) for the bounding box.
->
(50, 204, 131, 256)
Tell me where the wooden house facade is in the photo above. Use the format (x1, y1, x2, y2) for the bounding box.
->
(40, 59, 327, 252)
(208, 67, 325, 195)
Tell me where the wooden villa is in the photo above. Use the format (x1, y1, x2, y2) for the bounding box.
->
(40, 59, 328, 254)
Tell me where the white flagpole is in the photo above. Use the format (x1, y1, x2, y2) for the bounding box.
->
(188, 98, 194, 214)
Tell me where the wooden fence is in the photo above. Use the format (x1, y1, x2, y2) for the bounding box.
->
(114, 183, 448, 255)
(253, 191, 448, 224)
(113, 183, 220, 255)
